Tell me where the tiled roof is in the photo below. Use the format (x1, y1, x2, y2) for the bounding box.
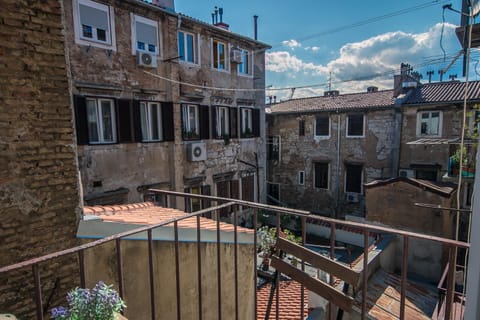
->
(365, 177, 456, 197)
(83, 202, 253, 234)
(267, 90, 395, 114)
(352, 268, 437, 319)
(404, 80, 480, 105)
(257, 281, 308, 319)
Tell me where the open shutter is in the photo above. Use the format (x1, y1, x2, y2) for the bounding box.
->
(73, 95, 88, 145)
(253, 108, 260, 137)
(132, 100, 142, 142)
(211, 106, 218, 139)
(184, 188, 191, 213)
(230, 107, 238, 138)
(117, 99, 133, 143)
(162, 102, 174, 142)
(201, 185, 211, 209)
(199, 105, 210, 140)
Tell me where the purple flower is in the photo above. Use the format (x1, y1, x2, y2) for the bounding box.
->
(51, 306, 68, 318)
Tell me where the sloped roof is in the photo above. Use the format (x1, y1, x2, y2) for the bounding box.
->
(364, 177, 456, 197)
(404, 80, 480, 105)
(267, 90, 395, 114)
(83, 202, 253, 234)
(257, 281, 308, 319)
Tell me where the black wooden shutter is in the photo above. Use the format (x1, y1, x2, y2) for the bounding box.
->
(180, 104, 186, 140)
(230, 107, 238, 138)
(211, 106, 218, 139)
(252, 108, 260, 137)
(162, 102, 174, 142)
(116, 99, 133, 143)
(199, 105, 210, 140)
(231, 180, 240, 199)
(201, 185, 211, 209)
(73, 95, 89, 145)
(184, 188, 191, 213)
(132, 100, 142, 142)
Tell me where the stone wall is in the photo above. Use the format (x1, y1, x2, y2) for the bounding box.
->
(0, 0, 81, 316)
(267, 109, 396, 217)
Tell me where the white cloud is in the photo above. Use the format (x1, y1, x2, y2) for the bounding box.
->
(282, 39, 301, 49)
(267, 23, 460, 95)
(305, 46, 320, 52)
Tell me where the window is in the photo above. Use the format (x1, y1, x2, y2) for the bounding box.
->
(237, 49, 251, 75)
(242, 175, 255, 202)
(347, 114, 364, 137)
(86, 98, 116, 143)
(267, 182, 280, 205)
(267, 136, 281, 161)
(345, 164, 363, 193)
(241, 108, 253, 136)
(298, 171, 305, 185)
(299, 120, 305, 136)
(417, 111, 442, 137)
(212, 39, 227, 70)
(74, 0, 115, 49)
(315, 115, 330, 137)
(182, 104, 199, 139)
(415, 169, 438, 181)
(178, 31, 197, 64)
(216, 106, 229, 137)
(133, 15, 158, 54)
(216, 180, 239, 217)
(140, 102, 162, 141)
(184, 185, 211, 213)
(314, 162, 329, 189)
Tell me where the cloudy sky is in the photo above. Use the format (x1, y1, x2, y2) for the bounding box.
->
(176, 0, 476, 100)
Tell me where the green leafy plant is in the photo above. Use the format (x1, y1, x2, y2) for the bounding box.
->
(257, 226, 302, 258)
(51, 281, 126, 320)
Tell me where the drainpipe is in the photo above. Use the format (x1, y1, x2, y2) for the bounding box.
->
(335, 113, 341, 218)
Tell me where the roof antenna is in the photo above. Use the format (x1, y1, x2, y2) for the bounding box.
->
(328, 71, 332, 91)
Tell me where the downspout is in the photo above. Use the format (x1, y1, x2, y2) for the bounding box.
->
(335, 112, 341, 218)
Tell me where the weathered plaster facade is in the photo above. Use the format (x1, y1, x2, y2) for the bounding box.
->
(63, 0, 269, 215)
(0, 0, 82, 316)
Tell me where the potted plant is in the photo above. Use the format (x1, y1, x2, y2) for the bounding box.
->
(257, 226, 302, 270)
(51, 281, 126, 320)
(450, 146, 475, 177)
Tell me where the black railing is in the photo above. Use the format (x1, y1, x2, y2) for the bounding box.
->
(0, 190, 471, 320)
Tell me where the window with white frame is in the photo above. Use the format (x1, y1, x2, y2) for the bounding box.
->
(347, 114, 365, 137)
(178, 31, 198, 64)
(182, 104, 199, 138)
(314, 162, 329, 189)
(267, 135, 281, 161)
(133, 15, 158, 54)
(86, 98, 116, 143)
(140, 102, 162, 141)
(74, 0, 115, 48)
(241, 108, 253, 136)
(216, 106, 229, 137)
(237, 48, 251, 75)
(212, 39, 227, 70)
(315, 115, 330, 137)
(417, 111, 442, 137)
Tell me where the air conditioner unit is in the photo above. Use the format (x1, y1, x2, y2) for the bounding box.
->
(136, 51, 157, 68)
(187, 142, 207, 161)
(230, 47, 243, 64)
(399, 169, 415, 178)
(345, 192, 359, 203)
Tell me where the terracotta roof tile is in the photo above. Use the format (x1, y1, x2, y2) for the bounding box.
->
(268, 90, 394, 114)
(83, 202, 253, 234)
(257, 281, 308, 319)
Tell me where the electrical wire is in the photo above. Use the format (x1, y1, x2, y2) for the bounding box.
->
(440, 5, 447, 61)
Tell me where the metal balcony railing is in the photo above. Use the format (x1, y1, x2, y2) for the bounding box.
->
(0, 189, 470, 320)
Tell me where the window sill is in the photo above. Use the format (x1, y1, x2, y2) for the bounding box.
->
(346, 135, 365, 138)
(75, 37, 116, 51)
(179, 61, 200, 67)
(212, 67, 231, 74)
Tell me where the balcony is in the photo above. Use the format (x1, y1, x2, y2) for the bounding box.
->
(0, 190, 470, 320)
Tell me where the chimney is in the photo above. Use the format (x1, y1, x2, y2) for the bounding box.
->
(213, 7, 229, 30)
(253, 15, 258, 40)
(393, 63, 420, 97)
(367, 86, 378, 93)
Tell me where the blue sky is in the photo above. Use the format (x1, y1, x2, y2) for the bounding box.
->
(175, 1, 475, 100)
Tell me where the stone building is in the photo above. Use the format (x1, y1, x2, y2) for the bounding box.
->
(266, 88, 396, 218)
(0, 0, 82, 316)
(63, 0, 270, 223)
(267, 69, 480, 219)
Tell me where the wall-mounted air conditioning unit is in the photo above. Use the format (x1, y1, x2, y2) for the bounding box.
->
(230, 47, 242, 64)
(345, 192, 360, 203)
(187, 142, 207, 161)
(399, 169, 415, 178)
(137, 51, 157, 68)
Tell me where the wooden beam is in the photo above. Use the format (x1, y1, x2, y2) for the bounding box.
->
(276, 237, 360, 286)
(270, 256, 353, 312)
